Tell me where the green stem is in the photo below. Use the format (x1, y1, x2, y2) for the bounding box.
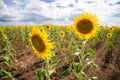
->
(79, 40, 86, 66)
(72, 69, 79, 80)
(79, 40, 86, 80)
(46, 59, 51, 80)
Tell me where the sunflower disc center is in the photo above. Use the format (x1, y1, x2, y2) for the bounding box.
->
(77, 19, 93, 34)
(32, 35, 45, 52)
(61, 33, 63, 35)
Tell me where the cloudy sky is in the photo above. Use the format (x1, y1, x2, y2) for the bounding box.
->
(0, 0, 120, 26)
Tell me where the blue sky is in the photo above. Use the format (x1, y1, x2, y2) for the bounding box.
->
(0, 0, 120, 26)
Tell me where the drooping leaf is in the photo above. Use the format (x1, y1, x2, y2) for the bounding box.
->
(37, 68, 46, 80)
(87, 49, 96, 57)
(49, 69, 56, 75)
(50, 60, 59, 68)
(89, 77, 98, 80)
(79, 72, 87, 79)
(3, 62, 10, 66)
(72, 46, 80, 55)
(87, 61, 98, 67)
(61, 69, 70, 77)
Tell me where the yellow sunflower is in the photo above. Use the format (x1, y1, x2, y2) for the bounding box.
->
(40, 27, 44, 32)
(67, 27, 70, 32)
(46, 25, 51, 30)
(73, 11, 99, 39)
(60, 31, 65, 37)
(107, 33, 112, 38)
(110, 26, 114, 31)
(31, 27, 54, 59)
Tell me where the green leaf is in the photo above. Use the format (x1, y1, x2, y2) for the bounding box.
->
(87, 49, 96, 57)
(0, 70, 6, 78)
(50, 60, 59, 68)
(10, 54, 16, 60)
(51, 51, 56, 57)
(75, 63, 82, 73)
(3, 62, 10, 66)
(72, 46, 79, 55)
(49, 69, 56, 75)
(61, 69, 70, 77)
(87, 61, 98, 68)
(2, 56, 11, 62)
(37, 68, 46, 80)
(89, 77, 98, 80)
(79, 72, 87, 79)
(0, 70, 15, 80)
(72, 62, 82, 73)
(7, 72, 15, 80)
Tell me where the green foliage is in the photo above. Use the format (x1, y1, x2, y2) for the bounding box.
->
(106, 27, 120, 53)
(37, 68, 46, 80)
(72, 62, 82, 73)
(87, 49, 96, 58)
(87, 61, 98, 68)
(37, 59, 59, 80)
(62, 40, 98, 80)
(48, 60, 59, 76)
(61, 69, 70, 77)
(72, 46, 80, 55)
(0, 69, 15, 80)
(0, 30, 16, 80)
(79, 72, 87, 79)
(89, 77, 98, 80)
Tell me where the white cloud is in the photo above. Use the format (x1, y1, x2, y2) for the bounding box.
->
(0, 0, 120, 26)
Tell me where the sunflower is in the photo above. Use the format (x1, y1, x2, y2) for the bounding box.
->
(73, 11, 99, 39)
(40, 27, 44, 32)
(110, 26, 114, 31)
(60, 31, 65, 37)
(67, 27, 70, 32)
(107, 33, 112, 38)
(46, 25, 51, 30)
(31, 27, 54, 59)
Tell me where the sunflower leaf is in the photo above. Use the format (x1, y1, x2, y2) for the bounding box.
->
(87, 49, 96, 57)
(79, 72, 87, 79)
(72, 46, 80, 55)
(61, 69, 70, 77)
(72, 62, 82, 73)
(37, 68, 46, 80)
(89, 77, 98, 80)
(87, 61, 98, 68)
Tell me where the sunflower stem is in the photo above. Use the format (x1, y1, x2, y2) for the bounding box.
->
(46, 59, 51, 80)
(78, 40, 86, 80)
(81, 40, 86, 65)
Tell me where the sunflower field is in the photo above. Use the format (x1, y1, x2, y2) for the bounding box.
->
(0, 12, 120, 80)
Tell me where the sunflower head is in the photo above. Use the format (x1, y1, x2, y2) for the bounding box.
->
(60, 31, 65, 37)
(110, 26, 114, 31)
(107, 33, 112, 38)
(46, 25, 51, 30)
(73, 11, 99, 40)
(31, 27, 54, 59)
(67, 27, 70, 32)
(40, 27, 44, 32)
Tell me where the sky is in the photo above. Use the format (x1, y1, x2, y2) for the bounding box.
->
(0, 0, 120, 26)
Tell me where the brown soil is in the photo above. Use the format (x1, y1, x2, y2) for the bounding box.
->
(1, 36, 120, 80)
(85, 35, 120, 80)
